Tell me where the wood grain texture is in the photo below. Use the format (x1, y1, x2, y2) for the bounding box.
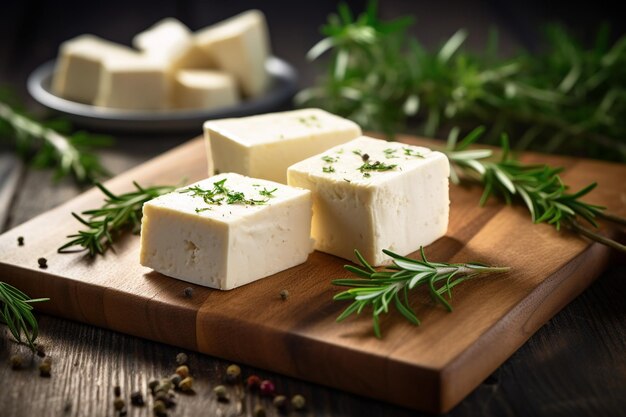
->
(0, 135, 624, 413)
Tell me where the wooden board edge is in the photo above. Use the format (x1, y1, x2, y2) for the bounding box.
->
(437, 241, 612, 413)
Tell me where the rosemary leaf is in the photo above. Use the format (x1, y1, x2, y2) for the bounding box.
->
(0, 281, 49, 350)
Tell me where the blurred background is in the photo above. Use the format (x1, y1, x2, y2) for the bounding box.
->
(2, 0, 624, 95)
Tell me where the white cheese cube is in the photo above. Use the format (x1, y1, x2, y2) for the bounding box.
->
(204, 108, 362, 184)
(52, 34, 136, 103)
(287, 136, 450, 266)
(133, 18, 212, 70)
(196, 10, 270, 97)
(94, 54, 171, 110)
(139, 173, 313, 290)
(174, 69, 239, 109)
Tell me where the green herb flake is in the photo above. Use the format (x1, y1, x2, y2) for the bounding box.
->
(323, 166, 336, 173)
(357, 161, 397, 177)
(321, 155, 338, 163)
(403, 147, 424, 158)
(383, 148, 398, 158)
(259, 187, 278, 198)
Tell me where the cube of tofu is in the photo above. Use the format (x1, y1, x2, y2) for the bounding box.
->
(139, 173, 313, 290)
(196, 10, 270, 97)
(174, 69, 239, 109)
(133, 18, 213, 70)
(94, 55, 171, 110)
(287, 136, 450, 266)
(204, 108, 362, 184)
(52, 34, 136, 103)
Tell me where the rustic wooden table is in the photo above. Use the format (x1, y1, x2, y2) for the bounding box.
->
(1, 1, 625, 416)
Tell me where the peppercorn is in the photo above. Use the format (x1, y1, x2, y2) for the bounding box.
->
(362, 153, 370, 162)
(157, 378, 174, 393)
(179, 376, 193, 392)
(253, 404, 266, 417)
(169, 373, 182, 388)
(213, 385, 228, 402)
(39, 358, 52, 377)
(35, 343, 46, 358)
(175, 352, 188, 366)
(148, 379, 159, 393)
(119, 407, 128, 416)
(130, 391, 144, 406)
(114, 385, 121, 397)
(175, 365, 189, 378)
(225, 364, 241, 384)
(291, 394, 306, 410)
(17, 236, 24, 246)
(113, 398, 125, 411)
(153, 400, 167, 416)
(279, 289, 289, 301)
(260, 380, 275, 397)
(183, 287, 194, 298)
(154, 391, 176, 408)
(38, 257, 48, 269)
(9, 354, 22, 370)
(273, 395, 288, 412)
(247, 375, 262, 391)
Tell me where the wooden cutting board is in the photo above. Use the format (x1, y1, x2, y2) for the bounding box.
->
(0, 135, 624, 413)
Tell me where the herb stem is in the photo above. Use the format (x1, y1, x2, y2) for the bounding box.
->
(567, 219, 626, 253)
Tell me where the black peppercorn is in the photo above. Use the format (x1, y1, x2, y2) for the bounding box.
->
(279, 289, 289, 301)
(362, 153, 370, 162)
(114, 385, 121, 397)
(38, 257, 48, 269)
(130, 391, 144, 406)
(175, 352, 188, 366)
(113, 398, 125, 411)
(183, 287, 194, 298)
(10, 354, 23, 370)
(17, 236, 24, 246)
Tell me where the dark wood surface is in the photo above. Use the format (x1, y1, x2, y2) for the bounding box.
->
(1, 1, 626, 416)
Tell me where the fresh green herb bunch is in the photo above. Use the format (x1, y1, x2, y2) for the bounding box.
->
(334, 248, 509, 337)
(299, 1, 626, 161)
(58, 182, 176, 256)
(445, 127, 626, 253)
(0, 93, 112, 183)
(0, 282, 48, 349)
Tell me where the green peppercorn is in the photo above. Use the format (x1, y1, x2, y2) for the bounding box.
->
(225, 364, 241, 384)
(153, 400, 167, 416)
(213, 385, 228, 402)
(179, 376, 193, 392)
(254, 404, 266, 417)
(113, 398, 125, 411)
(157, 378, 174, 393)
(273, 395, 288, 411)
(291, 394, 306, 410)
(175, 365, 189, 378)
(9, 354, 22, 370)
(175, 352, 188, 366)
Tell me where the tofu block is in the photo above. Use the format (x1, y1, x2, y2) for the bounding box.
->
(94, 54, 171, 110)
(287, 136, 450, 266)
(174, 69, 239, 109)
(204, 108, 362, 183)
(52, 34, 136, 103)
(133, 18, 212, 70)
(196, 10, 270, 97)
(139, 173, 313, 290)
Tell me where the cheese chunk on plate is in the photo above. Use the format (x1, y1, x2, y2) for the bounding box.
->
(140, 173, 313, 290)
(52, 34, 136, 103)
(133, 18, 212, 70)
(204, 108, 362, 184)
(287, 136, 450, 266)
(196, 10, 270, 97)
(174, 69, 239, 109)
(94, 54, 171, 110)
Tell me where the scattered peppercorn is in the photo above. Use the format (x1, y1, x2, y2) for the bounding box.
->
(17, 236, 24, 246)
(130, 391, 144, 406)
(153, 400, 167, 417)
(10, 354, 22, 370)
(291, 394, 306, 410)
(260, 380, 275, 397)
(38, 257, 48, 269)
(175, 352, 188, 366)
(225, 364, 241, 384)
(273, 395, 288, 412)
(179, 376, 194, 392)
(254, 404, 267, 417)
(114, 385, 122, 397)
(154, 391, 176, 408)
(170, 373, 182, 388)
(247, 375, 262, 391)
(279, 289, 290, 301)
(213, 385, 228, 402)
(148, 380, 159, 393)
(39, 357, 52, 377)
(362, 153, 370, 162)
(156, 378, 174, 393)
(119, 407, 128, 417)
(35, 343, 46, 358)
(113, 398, 125, 411)
(183, 287, 194, 298)
(175, 365, 189, 378)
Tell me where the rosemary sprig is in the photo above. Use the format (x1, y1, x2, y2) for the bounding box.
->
(0, 282, 49, 350)
(58, 181, 176, 256)
(445, 127, 626, 253)
(299, 1, 626, 161)
(333, 248, 509, 338)
(0, 97, 111, 183)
